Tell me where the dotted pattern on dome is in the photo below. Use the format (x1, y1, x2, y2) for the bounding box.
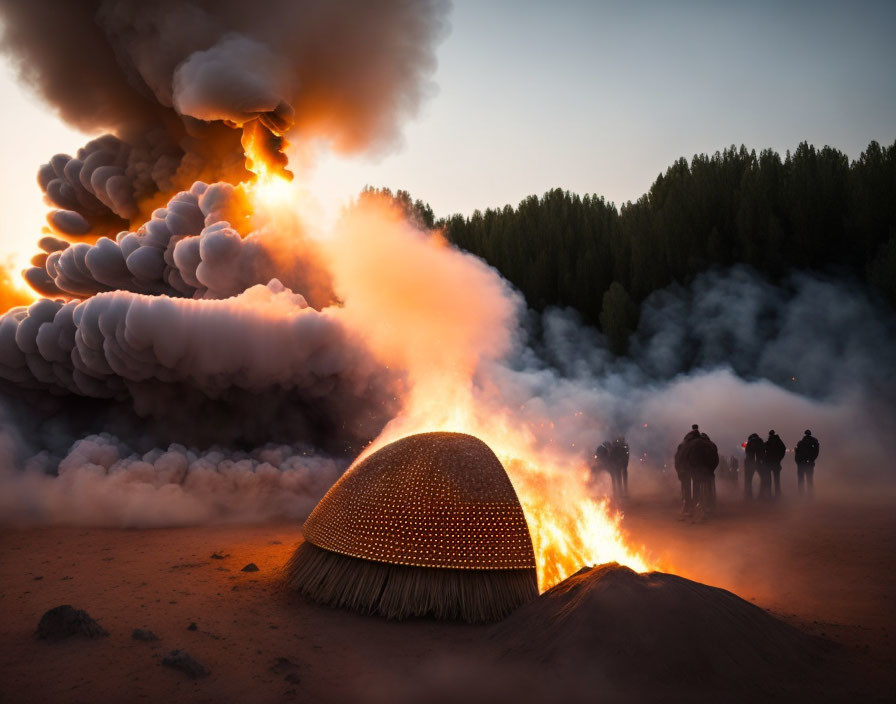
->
(302, 432, 536, 570)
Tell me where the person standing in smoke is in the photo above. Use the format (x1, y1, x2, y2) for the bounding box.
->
(745, 433, 767, 500)
(609, 436, 630, 499)
(794, 430, 820, 497)
(729, 455, 739, 484)
(718, 455, 731, 482)
(674, 424, 702, 516)
(764, 430, 787, 499)
(696, 432, 720, 513)
(590, 441, 622, 499)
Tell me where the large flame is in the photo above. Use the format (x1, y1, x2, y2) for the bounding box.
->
(325, 197, 652, 591)
(354, 372, 651, 591)
(241, 119, 294, 208)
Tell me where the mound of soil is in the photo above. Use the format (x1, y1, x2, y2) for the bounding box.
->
(492, 564, 834, 700)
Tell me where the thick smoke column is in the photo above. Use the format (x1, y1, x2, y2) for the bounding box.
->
(0, 0, 450, 244)
(0, 0, 451, 527)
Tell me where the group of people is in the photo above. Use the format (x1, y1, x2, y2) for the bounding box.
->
(744, 429, 820, 500)
(589, 424, 821, 516)
(717, 455, 740, 483)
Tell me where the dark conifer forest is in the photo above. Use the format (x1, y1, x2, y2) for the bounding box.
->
(371, 140, 896, 354)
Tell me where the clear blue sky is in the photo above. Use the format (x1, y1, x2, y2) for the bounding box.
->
(2, 0, 895, 273)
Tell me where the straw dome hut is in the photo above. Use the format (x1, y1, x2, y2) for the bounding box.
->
(286, 431, 538, 622)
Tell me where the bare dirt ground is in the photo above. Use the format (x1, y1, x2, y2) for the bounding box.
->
(0, 479, 893, 703)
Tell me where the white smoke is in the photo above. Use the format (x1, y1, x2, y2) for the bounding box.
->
(0, 431, 343, 526)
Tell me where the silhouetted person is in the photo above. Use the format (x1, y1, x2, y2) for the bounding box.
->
(794, 429, 820, 497)
(730, 456, 739, 484)
(718, 455, 730, 481)
(744, 433, 764, 500)
(674, 425, 718, 518)
(609, 435, 630, 498)
(674, 425, 699, 515)
(764, 430, 786, 498)
(591, 441, 622, 499)
(696, 432, 719, 513)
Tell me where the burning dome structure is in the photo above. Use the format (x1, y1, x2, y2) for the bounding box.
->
(286, 432, 538, 622)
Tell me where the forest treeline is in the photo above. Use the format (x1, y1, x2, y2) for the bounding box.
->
(370, 140, 896, 354)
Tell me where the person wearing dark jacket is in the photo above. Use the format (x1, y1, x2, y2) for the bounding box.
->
(794, 430, 820, 497)
(609, 436, 630, 498)
(590, 441, 621, 498)
(674, 425, 700, 515)
(744, 433, 764, 500)
(764, 430, 787, 498)
(674, 425, 719, 518)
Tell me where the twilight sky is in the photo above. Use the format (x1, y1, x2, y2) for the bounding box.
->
(1, 0, 895, 279)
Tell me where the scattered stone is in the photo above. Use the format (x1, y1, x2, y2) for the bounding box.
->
(284, 672, 301, 685)
(37, 605, 108, 640)
(132, 629, 159, 642)
(268, 540, 282, 545)
(187, 622, 198, 631)
(210, 552, 229, 560)
(161, 650, 208, 679)
(34, 576, 43, 581)
(269, 658, 298, 675)
(241, 563, 259, 572)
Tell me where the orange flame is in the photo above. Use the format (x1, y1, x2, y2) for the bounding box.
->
(0, 259, 36, 314)
(325, 196, 652, 591)
(241, 119, 294, 208)
(355, 379, 650, 591)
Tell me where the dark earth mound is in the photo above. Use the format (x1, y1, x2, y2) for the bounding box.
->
(491, 564, 840, 702)
(36, 605, 108, 641)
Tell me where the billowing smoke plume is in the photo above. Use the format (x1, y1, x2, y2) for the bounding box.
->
(0, 0, 450, 244)
(1, 276, 399, 449)
(24, 180, 334, 303)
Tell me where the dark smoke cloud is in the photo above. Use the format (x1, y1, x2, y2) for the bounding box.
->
(0, 0, 450, 239)
(0, 277, 400, 453)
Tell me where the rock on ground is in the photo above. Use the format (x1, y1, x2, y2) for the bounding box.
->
(36, 606, 108, 640)
(161, 649, 209, 678)
(131, 628, 159, 642)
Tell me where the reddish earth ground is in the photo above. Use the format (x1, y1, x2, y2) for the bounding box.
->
(0, 487, 893, 703)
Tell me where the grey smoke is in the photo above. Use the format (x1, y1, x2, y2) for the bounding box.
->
(0, 0, 450, 242)
(486, 266, 896, 489)
(0, 430, 345, 526)
(0, 277, 400, 452)
(27, 181, 334, 305)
